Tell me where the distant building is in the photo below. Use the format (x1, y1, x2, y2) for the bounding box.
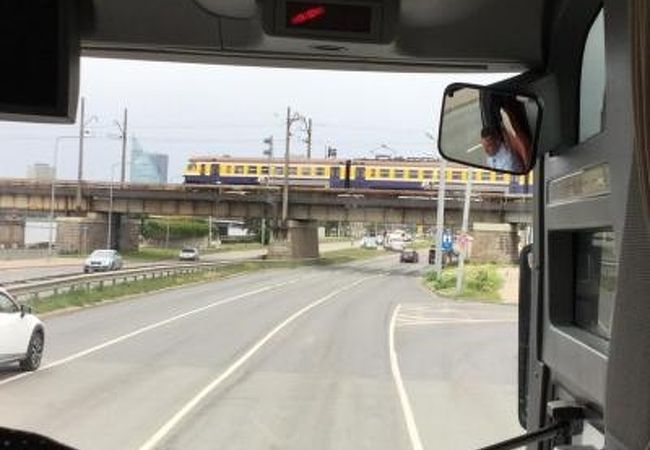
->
(27, 163, 55, 181)
(129, 136, 169, 184)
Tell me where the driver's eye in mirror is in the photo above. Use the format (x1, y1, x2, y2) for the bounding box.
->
(438, 85, 540, 175)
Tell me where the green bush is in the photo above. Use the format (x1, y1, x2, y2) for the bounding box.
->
(424, 264, 504, 300)
(141, 218, 209, 240)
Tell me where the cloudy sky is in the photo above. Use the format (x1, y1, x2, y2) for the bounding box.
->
(0, 58, 508, 183)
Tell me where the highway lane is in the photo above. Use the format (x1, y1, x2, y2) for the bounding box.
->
(0, 253, 521, 450)
(0, 241, 355, 284)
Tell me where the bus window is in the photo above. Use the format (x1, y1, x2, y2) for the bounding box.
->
(579, 9, 606, 142)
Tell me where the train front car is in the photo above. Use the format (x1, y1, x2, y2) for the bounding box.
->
(183, 157, 220, 184)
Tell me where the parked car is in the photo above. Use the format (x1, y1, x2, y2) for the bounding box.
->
(83, 249, 123, 273)
(0, 288, 44, 371)
(400, 249, 419, 263)
(179, 247, 200, 261)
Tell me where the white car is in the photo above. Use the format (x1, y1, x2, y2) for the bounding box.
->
(179, 247, 200, 261)
(0, 288, 44, 371)
(84, 249, 123, 273)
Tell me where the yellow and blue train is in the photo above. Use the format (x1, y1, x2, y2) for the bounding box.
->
(182, 156, 532, 194)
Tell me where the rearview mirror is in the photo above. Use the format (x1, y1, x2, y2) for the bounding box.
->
(438, 83, 541, 175)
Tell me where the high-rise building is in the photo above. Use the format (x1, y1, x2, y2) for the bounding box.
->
(27, 163, 55, 181)
(129, 136, 169, 184)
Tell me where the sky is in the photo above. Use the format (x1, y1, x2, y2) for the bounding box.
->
(0, 58, 509, 183)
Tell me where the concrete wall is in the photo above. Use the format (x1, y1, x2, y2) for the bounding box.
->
(56, 213, 139, 254)
(288, 220, 320, 259)
(469, 223, 520, 263)
(0, 218, 25, 248)
(56, 215, 108, 254)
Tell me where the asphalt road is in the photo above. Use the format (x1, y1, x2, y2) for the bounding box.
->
(0, 241, 355, 284)
(0, 253, 521, 450)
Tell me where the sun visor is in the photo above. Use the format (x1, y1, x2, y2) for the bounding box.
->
(0, 0, 80, 123)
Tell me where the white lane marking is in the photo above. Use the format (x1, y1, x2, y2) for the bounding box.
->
(137, 274, 380, 450)
(389, 304, 424, 450)
(0, 277, 304, 387)
(397, 318, 517, 327)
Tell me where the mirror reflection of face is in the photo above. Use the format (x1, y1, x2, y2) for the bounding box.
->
(480, 129, 502, 156)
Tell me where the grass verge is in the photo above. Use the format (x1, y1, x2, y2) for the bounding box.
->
(31, 248, 384, 314)
(423, 263, 504, 302)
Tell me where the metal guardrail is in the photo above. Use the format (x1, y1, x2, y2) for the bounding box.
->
(7, 262, 232, 304)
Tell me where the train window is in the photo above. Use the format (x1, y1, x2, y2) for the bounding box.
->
(481, 171, 491, 181)
(579, 9, 606, 142)
(315, 167, 326, 176)
(408, 170, 419, 179)
(248, 165, 258, 174)
(300, 167, 312, 176)
(451, 171, 462, 181)
(234, 165, 244, 174)
(274, 166, 284, 175)
(223, 165, 232, 174)
(289, 167, 298, 176)
(495, 173, 505, 181)
(261, 166, 269, 175)
(186, 164, 196, 171)
(369, 168, 377, 178)
(394, 169, 404, 179)
(423, 170, 433, 179)
(379, 169, 390, 178)
(200, 164, 207, 175)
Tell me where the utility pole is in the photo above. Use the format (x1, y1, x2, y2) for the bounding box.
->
(456, 167, 474, 295)
(76, 97, 86, 208)
(282, 107, 291, 223)
(434, 159, 448, 276)
(120, 108, 128, 184)
(208, 215, 213, 247)
(305, 118, 312, 159)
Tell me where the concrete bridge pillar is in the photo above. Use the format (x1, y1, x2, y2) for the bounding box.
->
(266, 219, 319, 259)
(0, 217, 25, 249)
(56, 213, 139, 254)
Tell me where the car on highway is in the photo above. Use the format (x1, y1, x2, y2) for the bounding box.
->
(83, 249, 123, 273)
(179, 247, 200, 261)
(0, 288, 44, 371)
(400, 249, 419, 263)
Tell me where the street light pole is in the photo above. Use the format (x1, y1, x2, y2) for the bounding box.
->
(262, 136, 274, 245)
(282, 107, 291, 223)
(456, 167, 474, 294)
(49, 136, 81, 256)
(120, 108, 128, 184)
(426, 132, 448, 277)
(76, 97, 86, 208)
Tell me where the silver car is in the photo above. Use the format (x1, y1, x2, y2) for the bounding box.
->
(179, 247, 200, 261)
(83, 249, 123, 273)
